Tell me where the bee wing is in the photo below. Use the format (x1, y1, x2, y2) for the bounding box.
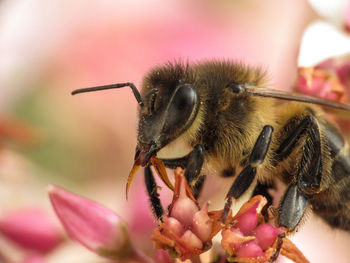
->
(246, 87, 350, 113)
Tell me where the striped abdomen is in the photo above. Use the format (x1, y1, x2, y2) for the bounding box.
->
(310, 119, 350, 230)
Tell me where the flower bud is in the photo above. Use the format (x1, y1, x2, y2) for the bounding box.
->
(221, 228, 255, 256)
(235, 203, 259, 235)
(191, 203, 212, 242)
(237, 241, 264, 258)
(151, 169, 223, 261)
(170, 179, 199, 227)
(48, 185, 131, 259)
(180, 230, 203, 250)
(0, 208, 62, 253)
(252, 224, 283, 250)
(163, 216, 184, 236)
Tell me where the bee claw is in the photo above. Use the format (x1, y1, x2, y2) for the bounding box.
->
(151, 156, 174, 191)
(220, 198, 232, 223)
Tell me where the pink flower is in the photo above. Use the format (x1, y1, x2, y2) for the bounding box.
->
(151, 168, 222, 261)
(337, 61, 350, 89)
(297, 67, 347, 102)
(48, 185, 132, 259)
(0, 208, 62, 253)
(221, 195, 308, 263)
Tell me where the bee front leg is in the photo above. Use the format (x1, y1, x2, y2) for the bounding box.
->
(278, 116, 322, 230)
(144, 165, 164, 220)
(159, 145, 205, 199)
(221, 125, 274, 222)
(182, 145, 206, 199)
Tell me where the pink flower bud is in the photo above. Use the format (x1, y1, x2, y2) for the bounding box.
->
(0, 208, 62, 253)
(221, 228, 255, 255)
(48, 185, 131, 259)
(252, 224, 283, 250)
(170, 179, 199, 227)
(237, 241, 264, 258)
(163, 216, 184, 236)
(180, 230, 203, 250)
(235, 203, 259, 235)
(191, 203, 213, 242)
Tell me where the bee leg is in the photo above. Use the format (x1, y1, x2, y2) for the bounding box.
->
(160, 156, 188, 169)
(277, 116, 322, 230)
(221, 125, 274, 222)
(184, 145, 204, 188)
(192, 174, 206, 199)
(278, 183, 308, 230)
(160, 145, 205, 198)
(144, 165, 164, 221)
(269, 232, 286, 263)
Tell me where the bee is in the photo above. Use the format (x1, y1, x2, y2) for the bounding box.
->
(72, 60, 350, 233)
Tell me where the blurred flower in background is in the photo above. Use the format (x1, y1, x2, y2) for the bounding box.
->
(297, 0, 350, 131)
(0, 0, 350, 262)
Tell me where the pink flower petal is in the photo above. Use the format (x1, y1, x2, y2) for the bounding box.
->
(48, 185, 131, 258)
(297, 67, 346, 102)
(128, 178, 157, 236)
(0, 208, 62, 253)
(22, 253, 47, 263)
(337, 63, 350, 87)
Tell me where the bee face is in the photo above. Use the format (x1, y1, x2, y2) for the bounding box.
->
(137, 83, 200, 159)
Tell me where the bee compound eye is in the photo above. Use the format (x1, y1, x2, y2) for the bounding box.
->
(162, 85, 198, 133)
(172, 85, 197, 110)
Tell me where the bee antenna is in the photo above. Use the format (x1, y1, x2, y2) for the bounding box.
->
(71, 82, 144, 106)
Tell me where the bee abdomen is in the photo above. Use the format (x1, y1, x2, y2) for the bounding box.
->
(311, 120, 350, 230)
(312, 199, 350, 230)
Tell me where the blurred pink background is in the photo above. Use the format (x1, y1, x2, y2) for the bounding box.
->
(0, 0, 349, 262)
